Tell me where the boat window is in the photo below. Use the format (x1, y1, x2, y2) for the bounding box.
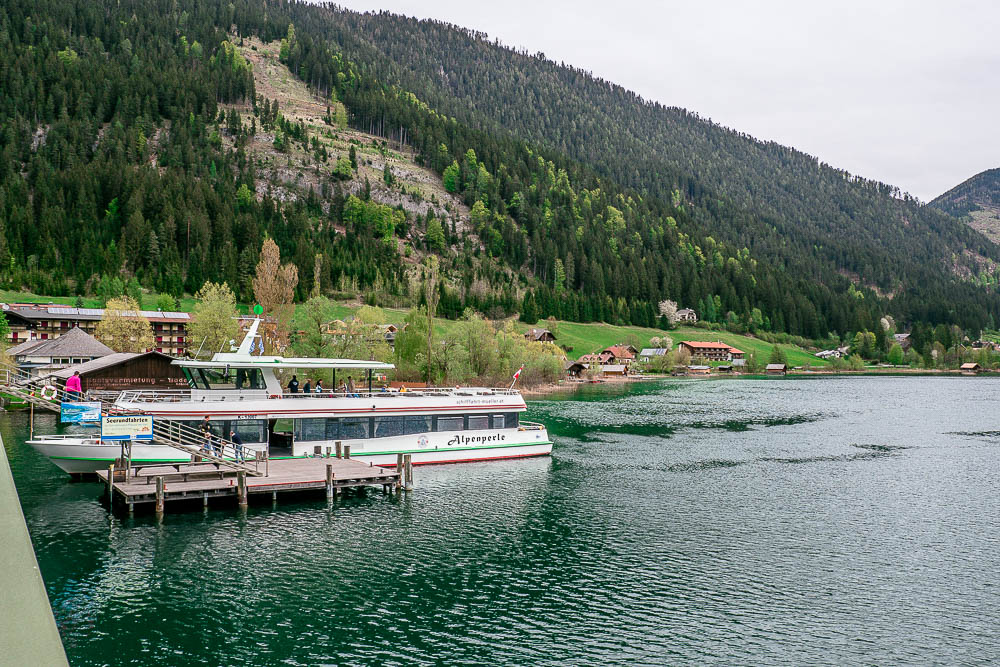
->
(340, 417, 369, 440)
(505, 412, 519, 428)
(231, 419, 267, 444)
(195, 367, 264, 390)
(467, 415, 490, 430)
(404, 416, 431, 435)
(492, 414, 506, 429)
(436, 416, 464, 432)
(325, 419, 341, 440)
(294, 418, 327, 441)
(374, 416, 406, 438)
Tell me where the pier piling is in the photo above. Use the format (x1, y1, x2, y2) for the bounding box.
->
(335, 441, 343, 459)
(155, 476, 165, 514)
(344, 444, 351, 459)
(326, 464, 334, 498)
(237, 471, 248, 507)
(404, 454, 414, 491)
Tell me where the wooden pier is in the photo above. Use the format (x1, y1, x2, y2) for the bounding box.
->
(97, 456, 408, 513)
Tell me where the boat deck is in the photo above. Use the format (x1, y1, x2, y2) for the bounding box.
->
(97, 457, 402, 511)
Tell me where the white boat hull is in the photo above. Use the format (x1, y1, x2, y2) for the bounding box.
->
(28, 427, 552, 474)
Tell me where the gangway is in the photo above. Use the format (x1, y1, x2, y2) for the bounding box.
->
(0, 365, 265, 477)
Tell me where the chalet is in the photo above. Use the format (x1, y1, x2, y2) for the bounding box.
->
(602, 344, 638, 364)
(960, 362, 983, 375)
(1, 303, 190, 355)
(729, 348, 745, 365)
(676, 308, 698, 323)
(8, 327, 114, 377)
(765, 363, 787, 375)
(579, 353, 611, 364)
(565, 360, 588, 378)
(894, 333, 912, 351)
(525, 328, 557, 342)
(687, 365, 711, 375)
(44, 351, 187, 396)
(600, 364, 627, 377)
(638, 348, 669, 362)
(679, 341, 738, 362)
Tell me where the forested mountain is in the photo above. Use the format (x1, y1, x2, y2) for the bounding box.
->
(930, 169, 1000, 245)
(2, 0, 1000, 342)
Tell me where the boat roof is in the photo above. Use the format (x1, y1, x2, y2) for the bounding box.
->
(174, 354, 394, 371)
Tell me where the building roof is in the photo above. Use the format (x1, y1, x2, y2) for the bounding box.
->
(728, 348, 744, 355)
(677, 308, 696, 315)
(602, 345, 636, 359)
(765, 363, 787, 370)
(960, 362, 981, 370)
(564, 360, 588, 370)
(687, 365, 710, 370)
(45, 352, 166, 380)
(10, 327, 113, 359)
(600, 364, 626, 372)
(680, 340, 732, 349)
(639, 348, 669, 357)
(525, 328, 555, 341)
(1, 303, 190, 323)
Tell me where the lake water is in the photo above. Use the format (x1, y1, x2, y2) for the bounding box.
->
(6, 376, 1000, 665)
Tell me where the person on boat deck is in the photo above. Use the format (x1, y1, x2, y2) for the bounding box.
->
(230, 430, 245, 463)
(200, 416, 214, 454)
(64, 371, 82, 400)
(314, 380, 324, 394)
(347, 377, 356, 396)
(338, 380, 348, 394)
(288, 375, 299, 394)
(302, 379, 312, 394)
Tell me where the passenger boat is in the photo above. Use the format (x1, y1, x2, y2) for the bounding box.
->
(28, 320, 552, 474)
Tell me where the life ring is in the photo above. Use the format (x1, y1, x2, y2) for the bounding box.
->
(41, 385, 58, 400)
(269, 394, 282, 399)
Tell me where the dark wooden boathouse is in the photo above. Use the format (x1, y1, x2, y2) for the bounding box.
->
(47, 351, 188, 394)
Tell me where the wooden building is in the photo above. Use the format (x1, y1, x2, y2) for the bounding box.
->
(46, 352, 187, 394)
(525, 328, 557, 342)
(565, 360, 588, 378)
(765, 363, 788, 375)
(960, 362, 982, 375)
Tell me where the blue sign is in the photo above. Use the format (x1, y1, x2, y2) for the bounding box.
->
(60, 402, 102, 424)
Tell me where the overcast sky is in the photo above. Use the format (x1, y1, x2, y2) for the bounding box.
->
(336, 0, 998, 201)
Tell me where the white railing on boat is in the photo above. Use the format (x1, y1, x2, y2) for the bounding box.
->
(116, 387, 524, 403)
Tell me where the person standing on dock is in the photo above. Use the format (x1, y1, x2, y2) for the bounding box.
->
(230, 430, 245, 463)
(288, 375, 299, 394)
(200, 416, 214, 455)
(302, 379, 312, 394)
(64, 371, 82, 400)
(347, 377, 356, 397)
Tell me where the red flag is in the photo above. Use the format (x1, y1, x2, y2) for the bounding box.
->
(513, 365, 523, 380)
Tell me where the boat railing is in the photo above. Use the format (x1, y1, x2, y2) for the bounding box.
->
(116, 387, 524, 402)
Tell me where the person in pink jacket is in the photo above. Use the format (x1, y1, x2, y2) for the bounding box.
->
(65, 371, 82, 400)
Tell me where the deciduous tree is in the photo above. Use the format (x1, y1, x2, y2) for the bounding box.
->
(95, 297, 154, 353)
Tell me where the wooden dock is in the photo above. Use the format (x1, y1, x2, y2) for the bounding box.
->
(97, 456, 406, 512)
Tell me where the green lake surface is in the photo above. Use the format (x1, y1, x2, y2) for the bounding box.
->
(6, 376, 1000, 665)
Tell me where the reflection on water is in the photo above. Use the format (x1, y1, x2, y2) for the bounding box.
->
(6, 376, 1000, 665)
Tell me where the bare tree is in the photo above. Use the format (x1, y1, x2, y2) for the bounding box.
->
(252, 239, 298, 351)
(658, 299, 678, 323)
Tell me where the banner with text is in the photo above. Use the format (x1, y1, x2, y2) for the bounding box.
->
(101, 415, 154, 441)
(60, 402, 102, 424)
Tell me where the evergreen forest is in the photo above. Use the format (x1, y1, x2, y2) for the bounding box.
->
(3, 0, 1000, 346)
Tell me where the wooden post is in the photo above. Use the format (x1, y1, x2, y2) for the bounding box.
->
(396, 453, 404, 471)
(335, 441, 343, 459)
(343, 444, 351, 459)
(404, 454, 413, 491)
(203, 494, 209, 509)
(237, 471, 247, 507)
(29, 401, 34, 439)
(107, 464, 114, 501)
(326, 464, 334, 498)
(155, 476, 165, 514)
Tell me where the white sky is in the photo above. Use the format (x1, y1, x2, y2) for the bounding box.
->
(335, 0, 999, 201)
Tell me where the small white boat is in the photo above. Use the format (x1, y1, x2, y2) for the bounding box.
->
(28, 319, 552, 474)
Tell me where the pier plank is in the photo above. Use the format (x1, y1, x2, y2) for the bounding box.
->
(98, 457, 400, 508)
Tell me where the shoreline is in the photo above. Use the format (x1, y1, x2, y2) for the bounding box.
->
(521, 367, 996, 397)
